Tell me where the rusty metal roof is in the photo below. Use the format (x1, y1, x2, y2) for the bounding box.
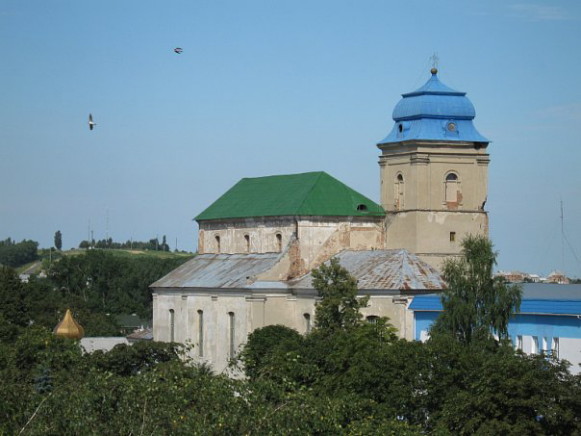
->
(150, 253, 281, 289)
(151, 250, 445, 292)
(291, 250, 446, 291)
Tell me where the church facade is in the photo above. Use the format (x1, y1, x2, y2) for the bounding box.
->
(151, 68, 490, 373)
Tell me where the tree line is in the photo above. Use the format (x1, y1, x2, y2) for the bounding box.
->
(79, 236, 171, 251)
(0, 238, 39, 268)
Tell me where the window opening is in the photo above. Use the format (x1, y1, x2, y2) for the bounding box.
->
(394, 174, 404, 210)
(169, 309, 175, 342)
(244, 234, 250, 253)
(356, 204, 368, 211)
(450, 232, 456, 242)
(532, 336, 539, 354)
(542, 337, 548, 354)
(228, 312, 235, 358)
(552, 337, 559, 358)
(276, 233, 282, 252)
(215, 235, 221, 253)
(366, 315, 379, 325)
(198, 310, 204, 357)
(445, 172, 459, 207)
(304, 313, 311, 334)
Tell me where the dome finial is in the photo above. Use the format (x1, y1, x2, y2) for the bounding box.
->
(429, 52, 439, 75)
(54, 308, 84, 339)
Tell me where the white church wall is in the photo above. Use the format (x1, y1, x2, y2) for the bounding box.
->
(153, 289, 417, 373)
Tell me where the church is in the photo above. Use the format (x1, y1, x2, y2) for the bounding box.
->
(151, 68, 490, 372)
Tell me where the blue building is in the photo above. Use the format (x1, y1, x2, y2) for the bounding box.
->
(410, 283, 581, 374)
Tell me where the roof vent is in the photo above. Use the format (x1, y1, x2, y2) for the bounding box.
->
(356, 204, 368, 211)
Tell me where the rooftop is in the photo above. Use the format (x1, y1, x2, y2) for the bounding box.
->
(378, 69, 489, 145)
(195, 171, 385, 221)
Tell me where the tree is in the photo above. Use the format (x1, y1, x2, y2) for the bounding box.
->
(54, 231, 62, 251)
(432, 235, 522, 344)
(312, 257, 368, 332)
(239, 325, 302, 380)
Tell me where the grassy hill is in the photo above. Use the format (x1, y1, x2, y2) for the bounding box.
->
(17, 248, 195, 274)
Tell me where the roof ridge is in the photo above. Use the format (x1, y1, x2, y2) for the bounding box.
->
(295, 171, 326, 214)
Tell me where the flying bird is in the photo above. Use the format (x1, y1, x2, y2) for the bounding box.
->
(174, 47, 183, 54)
(88, 114, 97, 131)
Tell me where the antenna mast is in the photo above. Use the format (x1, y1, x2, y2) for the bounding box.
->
(560, 199, 565, 272)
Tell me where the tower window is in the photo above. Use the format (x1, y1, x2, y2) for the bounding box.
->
(244, 234, 250, 253)
(445, 172, 460, 208)
(276, 233, 282, 252)
(215, 235, 221, 253)
(450, 232, 456, 242)
(394, 174, 405, 210)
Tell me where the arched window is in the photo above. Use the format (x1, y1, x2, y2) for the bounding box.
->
(228, 312, 235, 359)
(445, 172, 460, 207)
(197, 310, 204, 357)
(169, 309, 175, 342)
(394, 174, 404, 210)
(215, 235, 221, 253)
(304, 313, 311, 334)
(244, 234, 250, 253)
(276, 233, 282, 252)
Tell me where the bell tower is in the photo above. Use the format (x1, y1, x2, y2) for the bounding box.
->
(378, 68, 490, 270)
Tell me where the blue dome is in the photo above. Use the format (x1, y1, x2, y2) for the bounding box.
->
(378, 70, 488, 145)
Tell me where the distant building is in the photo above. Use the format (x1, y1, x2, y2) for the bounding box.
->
(409, 283, 581, 374)
(546, 271, 570, 285)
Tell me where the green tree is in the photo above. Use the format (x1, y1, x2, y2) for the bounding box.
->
(54, 231, 62, 251)
(432, 235, 522, 343)
(312, 257, 368, 332)
(239, 324, 303, 380)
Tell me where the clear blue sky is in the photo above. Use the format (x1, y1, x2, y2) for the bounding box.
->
(2, 1, 580, 278)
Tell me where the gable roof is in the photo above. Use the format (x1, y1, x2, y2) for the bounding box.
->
(195, 171, 385, 221)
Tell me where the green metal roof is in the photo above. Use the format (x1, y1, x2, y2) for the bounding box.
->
(195, 172, 385, 221)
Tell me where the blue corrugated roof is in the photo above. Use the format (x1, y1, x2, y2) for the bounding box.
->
(378, 70, 488, 145)
(410, 288, 581, 316)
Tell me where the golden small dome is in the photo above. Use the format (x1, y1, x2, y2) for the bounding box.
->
(431, 67, 438, 75)
(54, 309, 84, 339)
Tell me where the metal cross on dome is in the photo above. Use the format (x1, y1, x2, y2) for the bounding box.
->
(430, 53, 439, 70)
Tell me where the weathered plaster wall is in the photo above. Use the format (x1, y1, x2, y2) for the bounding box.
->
(153, 289, 416, 374)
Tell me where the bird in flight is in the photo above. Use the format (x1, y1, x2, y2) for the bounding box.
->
(174, 47, 183, 54)
(88, 114, 97, 130)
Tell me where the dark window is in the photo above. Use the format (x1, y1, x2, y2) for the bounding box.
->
(169, 309, 175, 342)
(304, 313, 311, 333)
